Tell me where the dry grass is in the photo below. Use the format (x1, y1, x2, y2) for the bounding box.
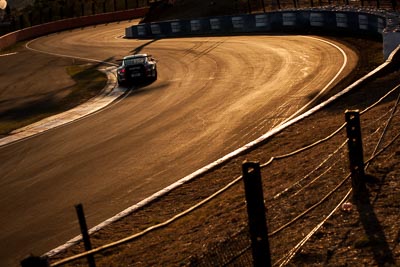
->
(0, 63, 107, 136)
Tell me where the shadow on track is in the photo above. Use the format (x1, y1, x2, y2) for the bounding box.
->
(121, 79, 170, 97)
(130, 39, 159, 55)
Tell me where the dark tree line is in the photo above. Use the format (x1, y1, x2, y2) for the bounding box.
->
(10, 0, 150, 29)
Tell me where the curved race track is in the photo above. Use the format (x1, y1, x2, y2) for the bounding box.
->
(0, 20, 358, 266)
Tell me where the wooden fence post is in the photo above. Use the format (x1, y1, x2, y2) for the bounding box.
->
(242, 161, 271, 267)
(345, 110, 367, 202)
(75, 203, 96, 267)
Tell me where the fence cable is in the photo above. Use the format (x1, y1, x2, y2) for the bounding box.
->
(360, 83, 400, 115)
(365, 130, 400, 168)
(275, 189, 352, 267)
(270, 123, 346, 161)
(365, 88, 400, 170)
(273, 140, 347, 199)
(268, 172, 351, 237)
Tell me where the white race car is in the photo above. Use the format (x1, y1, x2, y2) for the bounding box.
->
(117, 54, 157, 86)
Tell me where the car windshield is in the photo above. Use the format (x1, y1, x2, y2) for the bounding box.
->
(124, 57, 146, 66)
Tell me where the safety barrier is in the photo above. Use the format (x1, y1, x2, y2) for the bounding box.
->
(0, 7, 149, 50)
(125, 8, 400, 59)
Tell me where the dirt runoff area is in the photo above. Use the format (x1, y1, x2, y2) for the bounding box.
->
(47, 36, 400, 267)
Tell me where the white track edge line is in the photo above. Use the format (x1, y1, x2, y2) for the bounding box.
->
(281, 36, 348, 123)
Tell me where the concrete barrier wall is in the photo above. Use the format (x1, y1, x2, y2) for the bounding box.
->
(383, 32, 400, 59)
(126, 9, 400, 60)
(0, 7, 149, 50)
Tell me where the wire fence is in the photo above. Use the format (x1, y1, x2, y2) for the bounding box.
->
(184, 79, 400, 266)
(32, 65, 400, 267)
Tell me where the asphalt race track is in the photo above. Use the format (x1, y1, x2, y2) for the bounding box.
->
(0, 20, 358, 266)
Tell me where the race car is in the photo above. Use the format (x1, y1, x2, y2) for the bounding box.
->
(117, 54, 157, 86)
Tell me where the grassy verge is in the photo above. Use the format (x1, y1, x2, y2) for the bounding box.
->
(0, 64, 107, 136)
